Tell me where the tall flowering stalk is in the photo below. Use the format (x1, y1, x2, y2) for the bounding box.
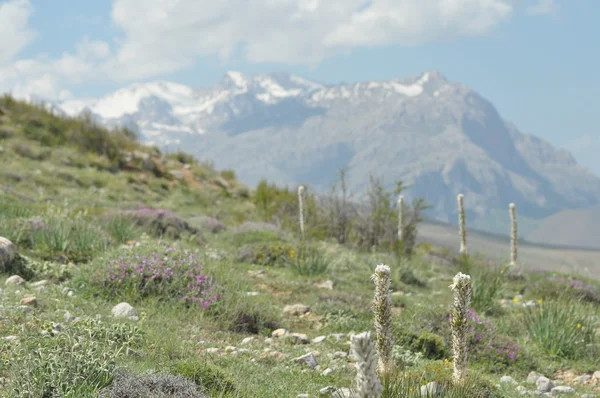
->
(509, 203, 518, 266)
(397, 195, 404, 242)
(297, 185, 305, 244)
(457, 194, 467, 256)
(449, 272, 472, 385)
(371, 264, 393, 375)
(350, 332, 383, 398)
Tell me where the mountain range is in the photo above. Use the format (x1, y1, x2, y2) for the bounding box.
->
(50, 70, 600, 242)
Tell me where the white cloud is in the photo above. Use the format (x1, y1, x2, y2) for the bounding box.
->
(106, 0, 514, 78)
(0, 0, 36, 64)
(5, 0, 563, 99)
(526, 0, 558, 16)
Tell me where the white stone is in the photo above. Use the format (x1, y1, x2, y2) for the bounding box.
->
(111, 302, 137, 319)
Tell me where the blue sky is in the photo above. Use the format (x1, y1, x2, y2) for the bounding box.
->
(1, 0, 599, 175)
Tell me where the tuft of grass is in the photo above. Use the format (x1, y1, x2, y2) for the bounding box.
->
(523, 297, 598, 359)
(286, 245, 331, 276)
(104, 214, 140, 244)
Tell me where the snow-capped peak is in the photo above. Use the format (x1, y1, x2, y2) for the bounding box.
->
(223, 71, 249, 89)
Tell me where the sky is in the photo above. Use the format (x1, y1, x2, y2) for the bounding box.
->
(0, 0, 599, 175)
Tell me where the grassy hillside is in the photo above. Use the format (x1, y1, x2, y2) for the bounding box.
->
(0, 96, 598, 397)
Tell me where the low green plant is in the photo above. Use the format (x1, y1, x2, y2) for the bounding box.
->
(170, 360, 236, 394)
(28, 217, 112, 262)
(523, 298, 598, 359)
(104, 214, 139, 244)
(468, 262, 508, 315)
(286, 245, 331, 276)
(3, 316, 143, 398)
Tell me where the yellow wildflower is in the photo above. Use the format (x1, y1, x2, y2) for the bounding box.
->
(537, 299, 543, 304)
(577, 323, 582, 329)
(512, 297, 519, 303)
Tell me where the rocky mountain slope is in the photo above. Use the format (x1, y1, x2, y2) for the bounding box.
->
(54, 71, 600, 233)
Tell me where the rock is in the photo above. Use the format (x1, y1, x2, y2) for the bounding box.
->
(5, 275, 25, 286)
(550, 386, 575, 395)
(2, 335, 18, 342)
(241, 337, 255, 344)
(0, 238, 17, 270)
(536, 377, 555, 393)
(224, 346, 236, 352)
(321, 368, 333, 376)
(527, 371, 545, 383)
(332, 388, 354, 398)
(573, 375, 591, 383)
(29, 280, 49, 289)
(420, 381, 444, 397)
(581, 395, 597, 398)
(523, 300, 537, 308)
(283, 304, 310, 315)
(205, 347, 221, 354)
(293, 352, 318, 369)
(328, 333, 345, 342)
(329, 351, 348, 360)
(214, 177, 231, 190)
(272, 328, 288, 338)
(20, 297, 37, 307)
(315, 280, 334, 290)
(593, 371, 600, 379)
(312, 335, 326, 344)
(297, 394, 310, 398)
(111, 302, 138, 320)
(500, 376, 518, 385)
(286, 333, 310, 344)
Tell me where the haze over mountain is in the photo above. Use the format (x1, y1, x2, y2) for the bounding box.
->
(54, 70, 600, 237)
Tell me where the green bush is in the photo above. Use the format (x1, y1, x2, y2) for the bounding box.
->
(237, 242, 296, 268)
(170, 360, 236, 394)
(397, 331, 448, 360)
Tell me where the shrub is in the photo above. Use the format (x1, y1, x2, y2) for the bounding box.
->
(220, 169, 236, 180)
(122, 207, 199, 239)
(7, 254, 71, 281)
(528, 276, 600, 304)
(396, 331, 448, 360)
(523, 298, 597, 359)
(170, 360, 236, 394)
(104, 247, 219, 307)
(460, 309, 521, 371)
(99, 370, 206, 398)
(187, 215, 226, 234)
(237, 242, 296, 268)
(4, 316, 142, 398)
